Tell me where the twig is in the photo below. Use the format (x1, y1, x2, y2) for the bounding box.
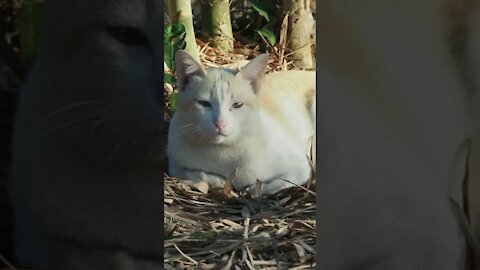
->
(173, 244, 198, 266)
(279, 177, 316, 196)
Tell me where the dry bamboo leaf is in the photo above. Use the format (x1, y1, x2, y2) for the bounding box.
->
(174, 244, 198, 266)
(298, 240, 315, 254)
(252, 260, 277, 266)
(276, 225, 289, 236)
(196, 263, 216, 270)
(250, 232, 271, 240)
(289, 264, 316, 270)
(243, 216, 250, 240)
(164, 223, 176, 237)
(223, 250, 236, 270)
(279, 195, 291, 205)
(293, 242, 307, 258)
(250, 224, 261, 234)
(224, 178, 234, 197)
(193, 181, 209, 194)
(220, 219, 243, 229)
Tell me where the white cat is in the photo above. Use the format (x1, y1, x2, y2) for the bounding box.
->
(167, 50, 316, 194)
(10, 0, 163, 269)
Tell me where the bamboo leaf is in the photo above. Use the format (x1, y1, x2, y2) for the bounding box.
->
(164, 73, 177, 85)
(257, 28, 276, 46)
(164, 22, 186, 71)
(172, 22, 186, 38)
(164, 24, 174, 70)
(250, 0, 270, 22)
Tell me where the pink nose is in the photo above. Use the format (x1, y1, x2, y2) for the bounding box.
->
(215, 120, 227, 130)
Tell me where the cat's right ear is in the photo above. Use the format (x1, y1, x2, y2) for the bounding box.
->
(175, 50, 206, 91)
(236, 53, 269, 94)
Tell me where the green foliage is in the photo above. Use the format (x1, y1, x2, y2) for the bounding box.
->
(164, 21, 187, 113)
(164, 22, 187, 72)
(230, 0, 280, 49)
(164, 73, 177, 85)
(17, 0, 44, 67)
(250, 0, 271, 22)
(257, 27, 276, 46)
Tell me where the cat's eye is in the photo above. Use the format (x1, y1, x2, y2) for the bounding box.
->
(107, 26, 149, 47)
(232, 102, 244, 109)
(197, 100, 211, 107)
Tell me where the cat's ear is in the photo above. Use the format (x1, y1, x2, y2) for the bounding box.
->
(175, 50, 206, 91)
(237, 53, 269, 94)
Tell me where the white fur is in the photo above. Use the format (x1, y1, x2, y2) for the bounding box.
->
(167, 51, 315, 194)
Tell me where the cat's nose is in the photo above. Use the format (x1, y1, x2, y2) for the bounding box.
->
(215, 120, 227, 131)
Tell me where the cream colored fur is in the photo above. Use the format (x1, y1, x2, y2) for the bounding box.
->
(167, 51, 315, 194)
(10, 0, 163, 269)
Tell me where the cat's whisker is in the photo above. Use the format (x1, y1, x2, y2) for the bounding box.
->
(169, 126, 198, 139)
(169, 129, 195, 139)
(197, 132, 208, 144)
(19, 112, 114, 147)
(37, 100, 110, 124)
(34, 106, 115, 133)
(174, 124, 196, 133)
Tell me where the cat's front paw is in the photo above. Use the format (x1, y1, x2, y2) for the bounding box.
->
(260, 167, 312, 194)
(183, 170, 226, 189)
(260, 179, 294, 194)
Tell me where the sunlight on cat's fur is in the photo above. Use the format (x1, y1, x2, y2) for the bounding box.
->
(167, 50, 316, 194)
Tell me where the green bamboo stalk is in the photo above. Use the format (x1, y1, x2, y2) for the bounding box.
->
(201, 0, 234, 52)
(167, 0, 199, 60)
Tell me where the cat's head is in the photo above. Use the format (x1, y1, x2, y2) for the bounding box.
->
(173, 50, 269, 145)
(23, 0, 164, 166)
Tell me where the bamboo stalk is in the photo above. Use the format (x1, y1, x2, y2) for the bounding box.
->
(282, 0, 315, 68)
(167, 0, 199, 60)
(201, 0, 234, 52)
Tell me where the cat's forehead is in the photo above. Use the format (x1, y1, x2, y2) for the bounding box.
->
(203, 69, 237, 97)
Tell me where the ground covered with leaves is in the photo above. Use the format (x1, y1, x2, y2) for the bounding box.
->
(164, 175, 316, 270)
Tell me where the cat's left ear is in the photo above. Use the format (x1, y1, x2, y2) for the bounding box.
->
(237, 53, 269, 94)
(175, 50, 207, 91)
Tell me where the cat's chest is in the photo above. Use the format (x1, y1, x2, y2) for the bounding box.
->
(171, 141, 245, 176)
